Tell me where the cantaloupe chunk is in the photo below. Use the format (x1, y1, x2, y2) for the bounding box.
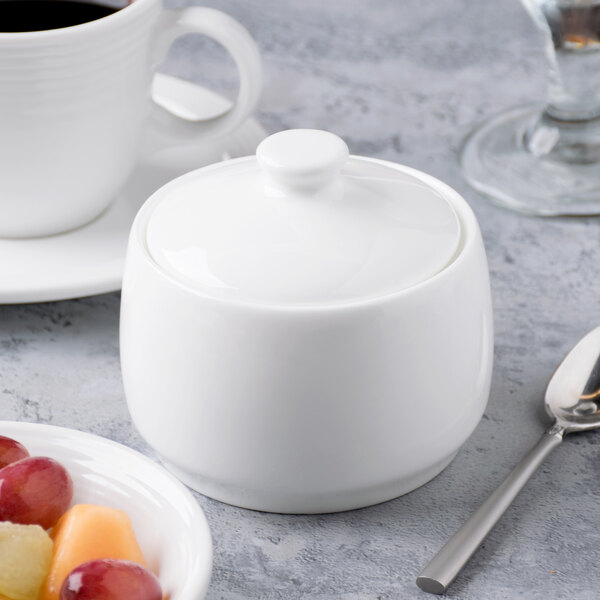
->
(39, 504, 146, 600)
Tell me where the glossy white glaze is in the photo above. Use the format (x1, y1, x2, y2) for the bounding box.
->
(120, 141, 493, 513)
(0, 0, 261, 238)
(0, 421, 212, 599)
(0, 75, 266, 304)
(145, 130, 461, 305)
(256, 129, 350, 192)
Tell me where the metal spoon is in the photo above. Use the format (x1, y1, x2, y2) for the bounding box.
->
(417, 324, 600, 595)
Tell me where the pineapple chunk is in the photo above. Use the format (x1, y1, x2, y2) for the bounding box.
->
(0, 522, 53, 600)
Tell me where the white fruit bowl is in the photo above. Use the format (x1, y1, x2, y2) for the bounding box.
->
(0, 420, 212, 600)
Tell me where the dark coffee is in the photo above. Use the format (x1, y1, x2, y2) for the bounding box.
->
(0, 0, 122, 32)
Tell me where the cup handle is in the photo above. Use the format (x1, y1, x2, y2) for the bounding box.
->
(147, 7, 262, 146)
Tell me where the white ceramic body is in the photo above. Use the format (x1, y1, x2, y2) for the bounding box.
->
(0, 420, 212, 599)
(0, 74, 266, 304)
(120, 158, 494, 514)
(0, 0, 261, 238)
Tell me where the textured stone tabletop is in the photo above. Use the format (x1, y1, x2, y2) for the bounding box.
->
(2, 0, 600, 598)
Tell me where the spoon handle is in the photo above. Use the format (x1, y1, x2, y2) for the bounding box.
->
(416, 424, 565, 595)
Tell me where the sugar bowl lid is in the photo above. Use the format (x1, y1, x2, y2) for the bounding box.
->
(144, 129, 461, 306)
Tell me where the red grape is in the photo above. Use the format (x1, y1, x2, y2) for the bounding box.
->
(0, 435, 29, 468)
(0, 456, 73, 529)
(60, 559, 162, 600)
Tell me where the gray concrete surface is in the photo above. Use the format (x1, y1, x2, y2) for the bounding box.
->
(2, 0, 600, 598)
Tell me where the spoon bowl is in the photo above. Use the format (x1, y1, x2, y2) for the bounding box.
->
(545, 326, 600, 431)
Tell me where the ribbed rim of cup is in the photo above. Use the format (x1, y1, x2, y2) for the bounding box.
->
(0, 0, 156, 42)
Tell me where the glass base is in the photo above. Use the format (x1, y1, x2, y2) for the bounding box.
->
(460, 103, 600, 216)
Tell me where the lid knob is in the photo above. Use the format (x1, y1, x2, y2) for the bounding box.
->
(256, 129, 349, 194)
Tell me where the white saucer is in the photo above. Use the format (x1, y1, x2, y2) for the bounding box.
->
(0, 73, 267, 304)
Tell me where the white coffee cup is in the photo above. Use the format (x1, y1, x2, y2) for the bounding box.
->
(0, 0, 261, 238)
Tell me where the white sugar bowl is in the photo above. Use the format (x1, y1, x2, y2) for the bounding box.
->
(120, 129, 493, 514)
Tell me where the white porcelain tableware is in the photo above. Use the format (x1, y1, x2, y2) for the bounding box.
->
(0, 0, 261, 238)
(120, 129, 494, 514)
(0, 74, 266, 304)
(0, 420, 212, 599)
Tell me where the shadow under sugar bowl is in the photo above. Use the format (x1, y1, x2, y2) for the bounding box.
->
(120, 129, 494, 513)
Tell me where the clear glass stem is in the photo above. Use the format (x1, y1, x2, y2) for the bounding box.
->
(522, 0, 600, 121)
(459, 2, 600, 215)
